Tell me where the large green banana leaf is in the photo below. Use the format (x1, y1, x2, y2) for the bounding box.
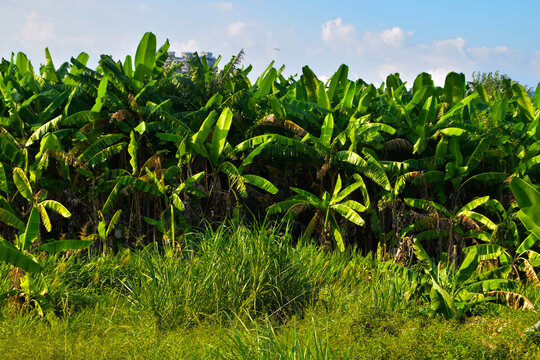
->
(0, 241, 42, 273)
(510, 177, 540, 240)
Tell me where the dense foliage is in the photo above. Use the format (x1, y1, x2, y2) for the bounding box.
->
(1, 32, 540, 318)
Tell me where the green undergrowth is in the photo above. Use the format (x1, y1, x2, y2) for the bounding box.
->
(0, 222, 539, 359)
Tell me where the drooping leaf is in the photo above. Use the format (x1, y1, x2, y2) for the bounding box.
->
(0, 208, 24, 230)
(37, 203, 51, 232)
(458, 196, 490, 212)
(463, 244, 504, 261)
(117, 176, 161, 196)
(0, 133, 24, 167)
(243, 174, 278, 194)
(485, 291, 535, 310)
(332, 204, 365, 226)
(404, 198, 451, 217)
(238, 139, 272, 171)
(0, 243, 42, 272)
(170, 193, 185, 211)
(79, 134, 125, 163)
(39, 200, 71, 218)
(86, 142, 127, 167)
(334, 151, 391, 191)
(13, 167, 33, 202)
(34, 240, 93, 253)
(26, 115, 63, 147)
(290, 187, 324, 208)
(102, 184, 127, 213)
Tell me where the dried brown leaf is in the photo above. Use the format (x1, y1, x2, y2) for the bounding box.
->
(523, 259, 540, 288)
(382, 138, 413, 152)
(487, 291, 536, 310)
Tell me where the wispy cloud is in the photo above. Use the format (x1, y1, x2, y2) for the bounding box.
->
(228, 22, 247, 37)
(171, 39, 199, 53)
(213, 2, 233, 11)
(321, 18, 355, 46)
(16, 12, 56, 46)
(365, 27, 407, 48)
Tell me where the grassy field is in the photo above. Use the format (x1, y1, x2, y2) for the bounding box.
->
(0, 222, 539, 359)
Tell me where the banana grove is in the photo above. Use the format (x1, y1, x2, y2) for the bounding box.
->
(1, 32, 539, 291)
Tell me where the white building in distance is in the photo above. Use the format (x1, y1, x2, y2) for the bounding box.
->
(164, 51, 217, 73)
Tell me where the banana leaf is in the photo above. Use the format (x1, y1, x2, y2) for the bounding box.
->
(510, 177, 540, 240)
(0, 242, 42, 272)
(34, 240, 93, 253)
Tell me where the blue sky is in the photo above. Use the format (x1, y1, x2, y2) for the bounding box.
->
(1, 0, 539, 86)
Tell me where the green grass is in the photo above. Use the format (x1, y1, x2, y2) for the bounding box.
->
(0, 221, 539, 359)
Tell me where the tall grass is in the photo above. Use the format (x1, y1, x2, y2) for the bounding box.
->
(122, 221, 314, 328)
(220, 315, 340, 360)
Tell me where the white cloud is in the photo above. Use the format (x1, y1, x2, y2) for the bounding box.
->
(362, 26, 411, 51)
(172, 39, 199, 52)
(16, 12, 55, 46)
(306, 47, 323, 57)
(380, 27, 405, 47)
(137, 4, 148, 11)
(377, 63, 401, 80)
(228, 22, 247, 37)
(426, 68, 455, 86)
(321, 18, 355, 45)
(432, 37, 467, 57)
(467, 46, 509, 63)
(214, 2, 233, 11)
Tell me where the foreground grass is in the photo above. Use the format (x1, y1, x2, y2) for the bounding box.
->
(1, 298, 538, 359)
(0, 223, 539, 359)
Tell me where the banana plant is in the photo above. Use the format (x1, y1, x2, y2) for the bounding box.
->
(505, 177, 540, 285)
(510, 177, 540, 240)
(0, 167, 92, 267)
(179, 107, 278, 201)
(267, 174, 368, 251)
(221, 138, 278, 201)
(301, 113, 394, 191)
(401, 195, 497, 262)
(397, 240, 524, 318)
(96, 209, 123, 254)
(0, 167, 92, 315)
(103, 162, 207, 247)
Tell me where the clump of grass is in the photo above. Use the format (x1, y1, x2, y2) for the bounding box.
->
(122, 220, 314, 328)
(220, 315, 340, 360)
